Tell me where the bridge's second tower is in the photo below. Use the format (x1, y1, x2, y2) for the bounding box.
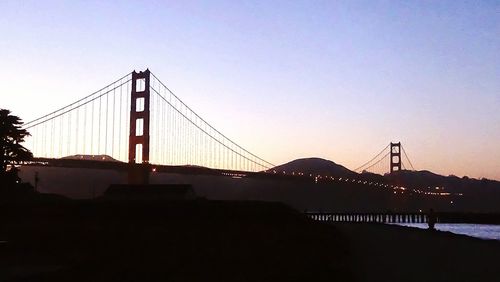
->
(390, 142, 401, 173)
(128, 70, 151, 184)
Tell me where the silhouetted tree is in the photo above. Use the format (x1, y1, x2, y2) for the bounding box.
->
(0, 109, 32, 185)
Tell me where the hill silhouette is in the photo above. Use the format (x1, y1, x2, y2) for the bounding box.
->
(270, 157, 357, 177)
(387, 169, 500, 194)
(272, 157, 500, 196)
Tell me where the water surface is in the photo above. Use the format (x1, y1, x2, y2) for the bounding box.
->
(394, 223, 500, 240)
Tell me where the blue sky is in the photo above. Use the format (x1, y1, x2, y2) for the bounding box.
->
(1, 1, 499, 179)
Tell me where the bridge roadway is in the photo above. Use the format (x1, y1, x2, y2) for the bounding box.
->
(21, 157, 308, 181)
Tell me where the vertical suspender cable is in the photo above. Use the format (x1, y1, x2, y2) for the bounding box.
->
(67, 111, 71, 157)
(51, 116, 55, 157)
(105, 86, 109, 156)
(98, 95, 101, 155)
(112, 84, 116, 159)
(91, 99, 94, 155)
(156, 88, 160, 163)
(83, 102, 87, 154)
(59, 114, 63, 157)
(118, 79, 122, 161)
(75, 105, 79, 154)
(162, 88, 166, 164)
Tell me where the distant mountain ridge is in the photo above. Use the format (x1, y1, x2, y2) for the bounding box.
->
(271, 157, 500, 195)
(270, 157, 357, 177)
(61, 154, 121, 162)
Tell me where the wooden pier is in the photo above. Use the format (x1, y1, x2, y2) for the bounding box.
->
(307, 212, 500, 224)
(307, 212, 429, 223)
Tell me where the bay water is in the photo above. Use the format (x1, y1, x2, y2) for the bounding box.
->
(394, 223, 500, 240)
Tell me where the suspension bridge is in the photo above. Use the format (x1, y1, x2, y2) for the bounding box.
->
(353, 142, 415, 175)
(21, 69, 415, 184)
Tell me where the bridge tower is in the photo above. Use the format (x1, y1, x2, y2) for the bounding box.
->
(390, 142, 401, 173)
(128, 69, 151, 184)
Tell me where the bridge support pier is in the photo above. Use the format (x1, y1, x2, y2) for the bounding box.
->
(128, 164, 150, 185)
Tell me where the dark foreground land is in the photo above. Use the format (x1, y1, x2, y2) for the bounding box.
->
(0, 199, 351, 282)
(336, 223, 500, 282)
(1, 197, 500, 282)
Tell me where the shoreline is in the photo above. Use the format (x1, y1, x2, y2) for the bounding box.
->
(335, 222, 500, 282)
(387, 222, 500, 241)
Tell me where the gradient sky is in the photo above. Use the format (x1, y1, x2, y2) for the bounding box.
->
(1, 1, 499, 180)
